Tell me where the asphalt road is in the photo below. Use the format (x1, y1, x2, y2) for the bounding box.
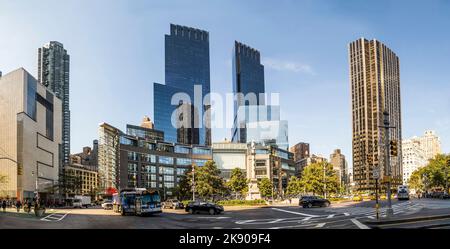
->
(1, 198, 449, 229)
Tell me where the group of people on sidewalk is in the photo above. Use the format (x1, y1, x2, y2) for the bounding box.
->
(1, 198, 39, 213)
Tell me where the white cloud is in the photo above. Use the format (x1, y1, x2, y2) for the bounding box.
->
(263, 57, 314, 75)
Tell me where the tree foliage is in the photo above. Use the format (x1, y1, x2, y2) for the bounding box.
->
(286, 176, 303, 197)
(227, 168, 248, 198)
(299, 162, 339, 196)
(174, 161, 227, 201)
(257, 178, 273, 199)
(408, 154, 450, 192)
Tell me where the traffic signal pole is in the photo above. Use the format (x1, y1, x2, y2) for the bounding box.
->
(382, 111, 394, 217)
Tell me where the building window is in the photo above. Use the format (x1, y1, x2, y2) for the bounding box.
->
(193, 159, 208, 166)
(159, 156, 174, 165)
(159, 166, 174, 175)
(127, 151, 138, 161)
(176, 158, 192, 166)
(142, 154, 156, 163)
(128, 163, 138, 172)
(175, 145, 191, 154)
(192, 147, 211, 155)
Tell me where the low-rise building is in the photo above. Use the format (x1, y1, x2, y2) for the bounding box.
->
(247, 142, 296, 200)
(98, 120, 212, 199)
(65, 163, 98, 196)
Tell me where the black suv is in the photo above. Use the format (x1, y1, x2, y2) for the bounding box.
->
(185, 201, 224, 215)
(299, 196, 331, 208)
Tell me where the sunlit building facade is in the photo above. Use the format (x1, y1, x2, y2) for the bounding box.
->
(0, 68, 62, 201)
(349, 38, 402, 191)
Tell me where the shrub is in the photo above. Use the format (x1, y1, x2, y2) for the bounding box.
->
(217, 199, 266, 206)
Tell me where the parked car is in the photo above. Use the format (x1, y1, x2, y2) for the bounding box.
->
(185, 201, 224, 215)
(101, 201, 113, 210)
(299, 196, 330, 208)
(163, 199, 184, 209)
(352, 195, 363, 202)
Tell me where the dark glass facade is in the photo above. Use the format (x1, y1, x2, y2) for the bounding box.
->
(231, 41, 265, 143)
(118, 134, 212, 198)
(154, 24, 211, 146)
(126, 124, 164, 142)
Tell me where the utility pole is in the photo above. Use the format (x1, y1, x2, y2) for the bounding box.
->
(380, 111, 394, 217)
(445, 159, 449, 195)
(323, 163, 327, 199)
(192, 164, 196, 201)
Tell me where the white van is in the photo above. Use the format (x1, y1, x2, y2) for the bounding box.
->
(73, 195, 91, 208)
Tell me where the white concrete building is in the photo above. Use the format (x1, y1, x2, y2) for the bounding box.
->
(402, 131, 441, 185)
(212, 141, 247, 180)
(0, 68, 62, 201)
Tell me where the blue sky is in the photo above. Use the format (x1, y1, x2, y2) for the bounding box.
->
(1, 0, 449, 169)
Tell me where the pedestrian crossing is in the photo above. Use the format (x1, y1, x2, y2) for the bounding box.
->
(235, 201, 424, 226)
(41, 211, 70, 222)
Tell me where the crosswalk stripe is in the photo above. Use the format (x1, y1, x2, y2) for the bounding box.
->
(271, 208, 319, 217)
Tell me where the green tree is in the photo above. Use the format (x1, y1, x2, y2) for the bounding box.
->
(299, 162, 339, 196)
(286, 176, 302, 197)
(194, 161, 226, 200)
(227, 168, 248, 199)
(408, 154, 450, 193)
(257, 178, 273, 199)
(174, 166, 193, 200)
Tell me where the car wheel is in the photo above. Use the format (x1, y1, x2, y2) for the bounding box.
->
(209, 208, 215, 215)
(324, 202, 330, 207)
(188, 208, 194, 214)
(307, 203, 313, 208)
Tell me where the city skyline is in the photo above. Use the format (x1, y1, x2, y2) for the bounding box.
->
(1, 0, 450, 169)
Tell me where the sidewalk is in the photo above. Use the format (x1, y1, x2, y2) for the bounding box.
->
(361, 208, 450, 228)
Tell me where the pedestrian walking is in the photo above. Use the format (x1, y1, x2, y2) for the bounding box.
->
(16, 200, 22, 212)
(2, 200, 6, 212)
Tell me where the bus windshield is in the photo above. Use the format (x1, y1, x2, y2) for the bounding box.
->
(141, 193, 161, 203)
(122, 194, 136, 206)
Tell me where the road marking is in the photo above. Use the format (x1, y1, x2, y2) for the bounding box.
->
(351, 218, 370, 229)
(271, 208, 319, 217)
(41, 212, 70, 222)
(268, 219, 284, 224)
(367, 216, 375, 219)
(327, 214, 335, 218)
(197, 216, 230, 219)
(302, 217, 312, 221)
(344, 213, 350, 216)
(315, 223, 326, 228)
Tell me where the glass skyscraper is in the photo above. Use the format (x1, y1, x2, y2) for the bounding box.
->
(231, 41, 265, 143)
(38, 41, 70, 171)
(154, 24, 211, 146)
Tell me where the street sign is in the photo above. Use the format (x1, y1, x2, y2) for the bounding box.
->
(372, 168, 380, 179)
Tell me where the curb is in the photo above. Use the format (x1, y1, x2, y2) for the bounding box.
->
(364, 214, 450, 226)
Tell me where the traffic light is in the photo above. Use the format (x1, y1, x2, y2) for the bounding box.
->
(390, 140, 398, 157)
(17, 163, 23, 175)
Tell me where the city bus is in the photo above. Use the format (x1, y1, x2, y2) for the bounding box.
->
(113, 189, 138, 215)
(397, 185, 410, 200)
(135, 189, 162, 216)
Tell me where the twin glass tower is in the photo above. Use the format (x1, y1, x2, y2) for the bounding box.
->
(154, 24, 288, 149)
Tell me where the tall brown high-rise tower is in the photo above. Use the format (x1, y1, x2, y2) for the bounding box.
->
(349, 38, 402, 191)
